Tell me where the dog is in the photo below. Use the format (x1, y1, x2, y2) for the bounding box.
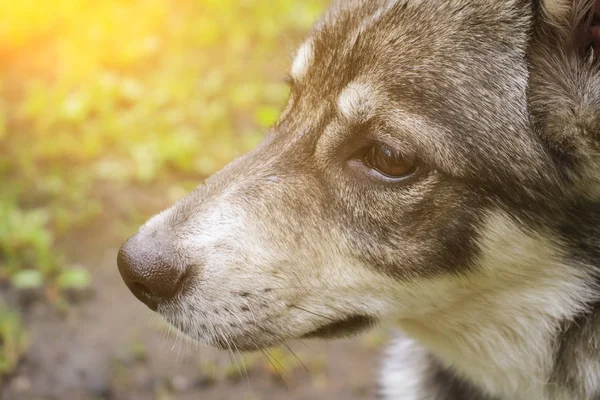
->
(117, 0, 600, 398)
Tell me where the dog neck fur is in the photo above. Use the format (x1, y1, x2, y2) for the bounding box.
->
(395, 211, 599, 399)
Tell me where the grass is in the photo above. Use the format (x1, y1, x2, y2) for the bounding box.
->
(0, 303, 28, 378)
(0, 0, 327, 299)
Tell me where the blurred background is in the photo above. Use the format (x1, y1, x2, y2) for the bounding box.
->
(0, 1, 390, 399)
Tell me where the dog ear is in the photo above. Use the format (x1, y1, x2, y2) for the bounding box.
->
(528, 0, 600, 196)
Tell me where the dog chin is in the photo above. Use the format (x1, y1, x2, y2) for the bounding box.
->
(209, 336, 273, 352)
(185, 315, 377, 351)
(300, 315, 377, 340)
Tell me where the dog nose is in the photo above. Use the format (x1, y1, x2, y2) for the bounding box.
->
(117, 234, 185, 311)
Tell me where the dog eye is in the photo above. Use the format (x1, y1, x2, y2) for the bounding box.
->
(364, 143, 417, 179)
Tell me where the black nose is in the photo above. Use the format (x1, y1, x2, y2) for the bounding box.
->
(117, 234, 185, 311)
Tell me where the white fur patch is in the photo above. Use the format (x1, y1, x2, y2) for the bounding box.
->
(291, 40, 314, 80)
(380, 335, 430, 400)
(393, 211, 597, 400)
(337, 82, 379, 122)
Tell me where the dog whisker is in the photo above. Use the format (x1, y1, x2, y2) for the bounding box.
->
(290, 305, 336, 322)
(293, 338, 317, 354)
(260, 348, 290, 392)
(264, 286, 326, 292)
(278, 338, 310, 374)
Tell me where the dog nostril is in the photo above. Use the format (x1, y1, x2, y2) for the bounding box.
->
(131, 282, 152, 298)
(128, 282, 159, 311)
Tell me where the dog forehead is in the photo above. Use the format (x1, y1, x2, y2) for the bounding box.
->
(294, 0, 531, 91)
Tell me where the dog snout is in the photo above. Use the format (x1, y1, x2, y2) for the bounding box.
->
(117, 233, 188, 311)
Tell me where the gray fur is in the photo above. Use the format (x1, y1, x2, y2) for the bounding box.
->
(119, 1, 600, 399)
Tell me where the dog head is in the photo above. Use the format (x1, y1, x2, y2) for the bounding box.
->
(117, 0, 600, 352)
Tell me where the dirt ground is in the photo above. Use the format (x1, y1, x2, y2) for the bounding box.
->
(0, 183, 391, 400)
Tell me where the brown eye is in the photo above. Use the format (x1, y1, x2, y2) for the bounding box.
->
(364, 143, 416, 178)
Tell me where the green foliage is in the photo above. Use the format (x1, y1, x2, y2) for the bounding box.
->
(0, 191, 94, 299)
(0, 303, 28, 376)
(10, 270, 44, 290)
(0, 0, 326, 296)
(55, 267, 92, 291)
